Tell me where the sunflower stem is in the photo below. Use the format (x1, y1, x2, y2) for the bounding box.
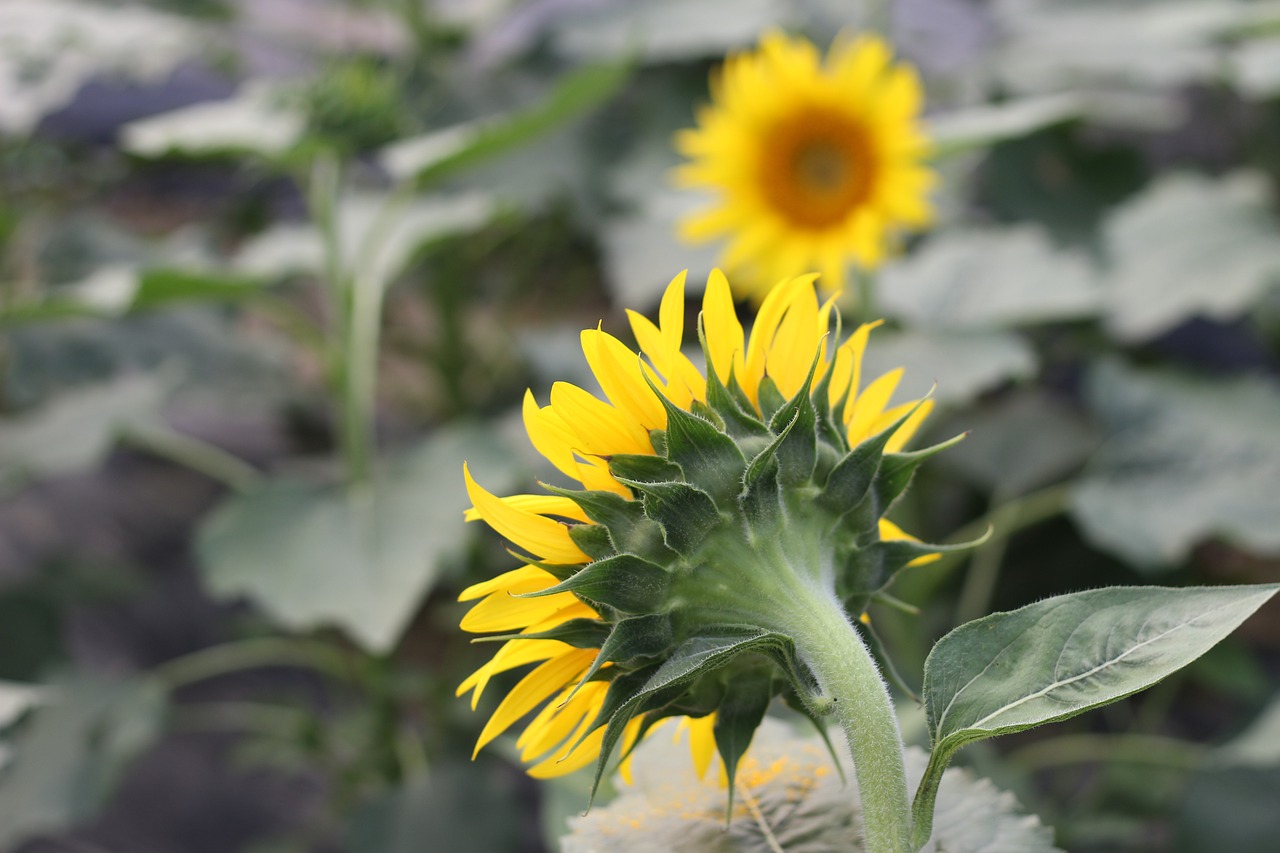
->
(783, 584, 915, 853)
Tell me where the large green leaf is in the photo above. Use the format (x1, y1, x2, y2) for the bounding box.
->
(1071, 361, 1280, 568)
(935, 390, 1100, 497)
(924, 585, 1277, 754)
(196, 424, 523, 651)
(860, 329, 1037, 407)
(0, 373, 167, 493)
(880, 226, 1101, 330)
(1101, 172, 1280, 342)
(0, 675, 165, 847)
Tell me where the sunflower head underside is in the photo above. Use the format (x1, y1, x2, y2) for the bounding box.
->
(458, 270, 962, 803)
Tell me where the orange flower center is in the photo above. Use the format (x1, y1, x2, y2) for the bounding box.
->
(759, 110, 873, 229)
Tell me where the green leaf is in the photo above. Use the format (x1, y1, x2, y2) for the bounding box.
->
(570, 615, 675, 702)
(924, 584, 1278, 753)
(1071, 361, 1280, 568)
(0, 373, 167, 493)
(915, 584, 1277, 847)
(860, 329, 1037, 408)
(0, 676, 164, 847)
(879, 226, 1101, 330)
(935, 390, 1100, 497)
(550, 0, 789, 62)
(197, 424, 522, 651)
(1101, 172, 1280, 342)
(380, 61, 630, 186)
(121, 81, 304, 160)
(234, 191, 497, 289)
(714, 667, 774, 815)
(518, 553, 670, 614)
(925, 94, 1085, 158)
(584, 629, 788, 803)
(567, 523, 616, 561)
(1213, 693, 1280, 768)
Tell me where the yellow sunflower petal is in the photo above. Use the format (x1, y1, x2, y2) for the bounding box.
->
(473, 648, 597, 757)
(464, 463, 589, 564)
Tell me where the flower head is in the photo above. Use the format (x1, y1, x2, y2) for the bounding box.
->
(674, 32, 934, 300)
(459, 270, 958, 800)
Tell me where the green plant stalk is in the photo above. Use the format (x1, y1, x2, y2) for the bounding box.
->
(121, 424, 261, 493)
(306, 152, 372, 486)
(780, 583, 915, 853)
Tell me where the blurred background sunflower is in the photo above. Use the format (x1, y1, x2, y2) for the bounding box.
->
(674, 31, 934, 301)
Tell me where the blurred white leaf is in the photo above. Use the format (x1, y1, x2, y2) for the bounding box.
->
(551, 0, 789, 62)
(1072, 361, 1280, 569)
(0, 373, 168, 492)
(235, 192, 497, 286)
(599, 191, 721, 309)
(0, 0, 198, 135)
(563, 718, 1059, 852)
(1213, 695, 1280, 768)
(121, 82, 305, 159)
(860, 329, 1037, 407)
(880, 226, 1101, 330)
(1228, 37, 1280, 99)
(1102, 172, 1280, 342)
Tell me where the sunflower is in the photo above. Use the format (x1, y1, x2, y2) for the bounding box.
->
(458, 270, 949, 790)
(674, 32, 934, 301)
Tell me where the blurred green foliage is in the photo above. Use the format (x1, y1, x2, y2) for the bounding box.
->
(0, 0, 1278, 850)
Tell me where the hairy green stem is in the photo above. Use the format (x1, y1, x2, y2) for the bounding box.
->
(783, 584, 914, 853)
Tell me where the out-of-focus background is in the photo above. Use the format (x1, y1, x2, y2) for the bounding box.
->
(0, 1, 1278, 850)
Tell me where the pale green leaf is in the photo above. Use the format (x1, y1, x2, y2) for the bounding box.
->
(0, 373, 167, 492)
(1071, 361, 1280, 568)
(924, 585, 1279, 755)
(234, 192, 496, 287)
(1102, 172, 1280, 341)
(379, 61, 630, 186)
(859, 329, 1037, 407)
(121, 82, 306, 159)
(550, 0, 790, 62)
(0, 676, 164, 847)
(880, 226, 1101, 330)
(0, 0, 196, 135)
(599, 191, 722, 308)
(1213, 694, 1280, 768)
(935, 390, 1100, 497)
(1228, 37, 1280, 98)
(926, 94, 1085, 157)
(196, 425, 523, 651)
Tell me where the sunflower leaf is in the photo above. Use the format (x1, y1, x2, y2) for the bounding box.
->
(915, 584, 1280, 844)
